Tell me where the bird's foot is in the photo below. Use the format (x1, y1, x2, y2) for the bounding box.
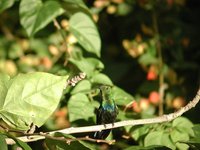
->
(112, 122, 114, 127)
(103, 124, 107, 128)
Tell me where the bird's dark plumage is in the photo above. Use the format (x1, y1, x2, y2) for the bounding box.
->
(94, 85, 118, 139)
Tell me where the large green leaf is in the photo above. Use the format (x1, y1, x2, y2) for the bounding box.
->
(0, 0, 15, 13)
(68, 93, 95, 122)
(0, 72, 68, 130)
(69, 12, 101, 57)
(20, 0, 65, 36)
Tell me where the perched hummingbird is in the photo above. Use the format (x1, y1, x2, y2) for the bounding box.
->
(94, 85, 118, 139)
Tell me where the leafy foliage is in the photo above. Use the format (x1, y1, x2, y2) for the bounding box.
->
(0, 0, 199, 149)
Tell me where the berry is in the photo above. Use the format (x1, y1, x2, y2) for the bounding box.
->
(149, 91, 160, 105)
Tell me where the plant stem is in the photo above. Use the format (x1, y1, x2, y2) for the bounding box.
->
(53, 19, 70, 66)
(152, 9, 165, 116)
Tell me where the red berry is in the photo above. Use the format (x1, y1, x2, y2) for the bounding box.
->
(149, 91, 160, 105)
(147, 71, 157, 80)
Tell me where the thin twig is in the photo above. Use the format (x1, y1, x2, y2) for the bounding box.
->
(5, 89, 200, 145)
(123, 101, 134, 112)
(53, 19, 70, 65)
(152, 9, 165, 116)
(48, 134, 115, 145)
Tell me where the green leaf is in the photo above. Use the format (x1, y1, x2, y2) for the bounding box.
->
(112, 86, 134, 106)
(71, 80, 91, 94)
(131, 125, 150, 141)
(0, 134, 8, 150)
(170, 128, 189, 150)
(175, 143, 189, 150)
(172, 117, 194, 136)
(20, 0, 65, 36)
(63, 0, 87, 9)
(124, 145, 171, 150)
(0, 74, 10, 108)
(69, 49, 104, 77)
(144, 131, 175, 150)
(138, 51, 158, 66)
(170, 129, 189, 143)
(180, 138, 200, 149)
(69, 12, 101, 57)
(192, 124, 200, 138)
(62, 0, 90, 17)
(0, 0, 15, 13)
(90, 73, 113, 86)
(68, 93, 95, 122)
(0, 72, 68, 130)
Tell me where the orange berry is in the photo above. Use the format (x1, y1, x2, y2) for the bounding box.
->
(40, 57, 52, 69)
(147, 70, 157, 80)
(132, 101, 141, 113)
(149, 91, 160, 105)
(147, 65, 158, 80)
(172, 97, 186, 109)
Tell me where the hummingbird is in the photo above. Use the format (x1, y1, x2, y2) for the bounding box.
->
(94, 85, 118, 139)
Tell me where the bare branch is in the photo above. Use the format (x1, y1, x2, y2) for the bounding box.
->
(5, 89, 200, 145)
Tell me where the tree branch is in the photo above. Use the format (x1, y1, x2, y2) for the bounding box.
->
(6, 89, 200, 145)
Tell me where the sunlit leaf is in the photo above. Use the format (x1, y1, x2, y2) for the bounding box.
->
(90, 73, 113, 86)
(68, 93, 95, 122)
(0, 72, 68, 130)
(20, 0, 65, 36)
(71, 80, 91, 94)
(69, 12, 101, 57)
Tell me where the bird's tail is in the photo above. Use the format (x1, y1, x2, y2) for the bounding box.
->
(94, 129, 111, 139)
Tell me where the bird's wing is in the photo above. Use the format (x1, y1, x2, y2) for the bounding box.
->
(96, 106, 103, 125)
